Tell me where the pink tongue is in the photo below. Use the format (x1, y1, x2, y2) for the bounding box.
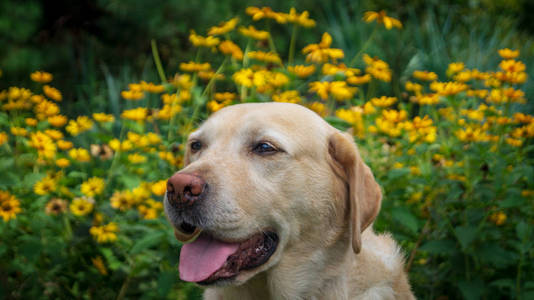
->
(179, 233, 240, 282)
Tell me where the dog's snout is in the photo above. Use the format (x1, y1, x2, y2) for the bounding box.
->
(166, 173, 207, 207)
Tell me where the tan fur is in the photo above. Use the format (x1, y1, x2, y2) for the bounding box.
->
(166, 103, 415, 300)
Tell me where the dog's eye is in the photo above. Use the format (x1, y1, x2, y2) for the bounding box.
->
(190, 141, 202, 152)
(253, 142, 277, 155)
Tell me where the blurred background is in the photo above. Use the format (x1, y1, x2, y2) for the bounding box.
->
(1, 0, 533, 115)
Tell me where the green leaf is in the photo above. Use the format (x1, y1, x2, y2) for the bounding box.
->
(454, 225, 477, 250)
(516, 221, 531, 241)
(498, 197, 524, 208)
(391, 207, 419, 233)
(157, 271, 177, 296)
(478, 244, 515, 268)
(387, 168, 411, 181)
(130, 231, 165, 254)
(419, 239, 458, 255)
(67, 171, 87, 179)
(490, 278, 515, 289)
(457, 279, 484, 300)
(100, 248, 122, 271)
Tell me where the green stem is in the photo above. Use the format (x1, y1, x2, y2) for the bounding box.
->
(116, 263, 133, 300)
(349, 27, 378, 67)
(288, 24, 299, 66)
(201, 57, 228, 99)
(151, 40, 167, 83)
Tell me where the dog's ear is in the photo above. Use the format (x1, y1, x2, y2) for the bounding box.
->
(328, 132, 382, 254)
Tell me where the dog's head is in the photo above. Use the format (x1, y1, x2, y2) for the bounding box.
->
(164, 102, 382, 286)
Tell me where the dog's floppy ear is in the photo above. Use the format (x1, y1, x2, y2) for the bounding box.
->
(328, 132, 382, 254)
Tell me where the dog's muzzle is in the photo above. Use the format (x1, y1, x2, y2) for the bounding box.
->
(166, 172, 207, 208)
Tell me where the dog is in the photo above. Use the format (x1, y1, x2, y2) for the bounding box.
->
(164, 102, 415, 299)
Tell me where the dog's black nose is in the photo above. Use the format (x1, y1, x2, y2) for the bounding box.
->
(166, 173, 207, 207)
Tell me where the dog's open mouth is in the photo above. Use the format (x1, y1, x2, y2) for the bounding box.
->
(177, 224, 278, 285)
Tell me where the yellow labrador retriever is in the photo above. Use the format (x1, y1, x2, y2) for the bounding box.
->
(164, 102, 415, 299)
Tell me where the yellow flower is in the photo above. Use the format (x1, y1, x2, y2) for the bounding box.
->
(189, 31, 220, 48)
(218, 40, 244, 60)
(34, 176, 57, 195)
(0, 191, 21, 222)
(467, 89, 489, 99)
(121, 107, 148, 121)
(233, 68, 265, 88)
(363, 54, 391, 82)
(81, 177, 105, 197)
(68, 148, 91, 162)
(302, 32, 344, 63)
(430, 81, 468, 96)
(307, 102, 327, 117)
(151, 180, 167, 196)
(446, 62, 465, 76)
(92, 113, 115, 123)
(405, 81, 423, 94)
(48, 115, 68, 127)
(207, 100, 231, 112)
(91, 256, 108, 275)
(128, 153, 147, 164)
(110, 190, 134, 211)
(336, 107, 365, 137)
(371, 96, 397, 107)
(272, 90, 301, 103)
(57, 140, 73, 150)
(505, 138, 523, 147)
(246, 6, 287, 23)
(55, 158, 70, 168)
(453, 70, 472, 82)
(287, 65, 316, 78)
(140, 81, 165, 93)
(208, 17, 239, 35)
(90, 222, 119, 243)
(247, 51, 282, 65)
(413, 70, 438, 81)
(121, 90, 144, 100)
(347, 74, 371, 85)
(363, 10, 402, 29)
(30, 71, 53, 83)
(499, 59, 526, 73)
(455, 126, 490, 142)
(214, 92, 236, 102)
(486, 88, 525, 104)
(138, 199, 163, 220)
(44, 129, 63, 140)
(494, 70, 527, 84)
(43, 85, 62, 101)
(411, 93, 440, 105)
(489, 211, 507, 226)
(286, 8, 316, 27)
(239, 25, 270, 40)
(108, 139, 133, 152)
(25, 118, 38, 126)
(321, 63, 360, 76)
(28, 131, 57, 159)
(0, 132, 8, 146)
(363, 102, 376, 114)
(156, 104, 183, 120)
(70, 197, 94, 216)
(66, 116, 94, 136)
(309, 81, 356, 101)
(35, 100, 60, 120)
(10, 127, 28, 137)
(180, 61, 212, 72)
(498, 48, 519, 59)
